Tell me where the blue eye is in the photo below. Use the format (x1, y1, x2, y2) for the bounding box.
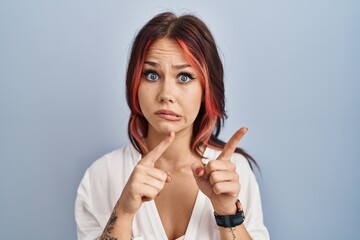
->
(178, 72, 195, 83)
(143, 71, 159, 81)
(179, 75, 190, 83)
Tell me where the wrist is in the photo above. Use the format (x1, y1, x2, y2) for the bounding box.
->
(212, 199, 238, 215)
(213, 205, 237, 216)
(214, 199, 245, 228)
(117, 207, 136, 220)
(115, 200, 137, 220)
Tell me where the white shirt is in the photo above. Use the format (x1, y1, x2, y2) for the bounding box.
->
(75, 144, 270, 240)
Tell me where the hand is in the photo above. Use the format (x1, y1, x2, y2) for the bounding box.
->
(191, 128, 247, 215)
(117, 132, 175, 216)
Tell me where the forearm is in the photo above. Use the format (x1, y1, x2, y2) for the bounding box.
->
(100, 201, 134, 240)
(215, 201, 251, 240)
(219, 224, 252, 240)
(213, 199, 251, 240)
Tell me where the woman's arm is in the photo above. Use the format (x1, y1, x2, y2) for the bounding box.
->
(213, 199, 252, 240)
(99, 133, 175, 239)
(219, 225, 252, 240)
(192, 128, 254, 240)
(100, 201, 134, 240)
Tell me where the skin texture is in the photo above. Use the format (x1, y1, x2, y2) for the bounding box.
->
(138, 38, 203, 139)
(191, 128, 246, 215)
(100, 38, 252, 240)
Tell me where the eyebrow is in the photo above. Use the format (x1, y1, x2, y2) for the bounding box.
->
(144, 61, 191, 70)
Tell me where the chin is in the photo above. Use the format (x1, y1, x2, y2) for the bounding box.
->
(157, 126, 178, 135)
(153, 124, 193, 137)
(149, 122, 176, 134)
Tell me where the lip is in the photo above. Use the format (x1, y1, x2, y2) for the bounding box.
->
(154, 109, 181, 121)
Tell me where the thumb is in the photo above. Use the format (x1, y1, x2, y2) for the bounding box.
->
(191, 161, 205, 180)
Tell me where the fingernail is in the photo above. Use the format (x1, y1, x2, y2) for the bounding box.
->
(195, 167, 203, 175)
(165, 171, 172, 182)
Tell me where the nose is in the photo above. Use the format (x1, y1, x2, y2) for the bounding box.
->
(157, 79, 175, 103)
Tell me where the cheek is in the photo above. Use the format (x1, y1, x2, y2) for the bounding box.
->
(137, 83, 159, 116)
(186, 88, 203, 117)
(137, 84, 149, 113)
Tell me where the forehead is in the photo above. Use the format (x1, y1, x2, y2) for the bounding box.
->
(145, 38, 188, 64)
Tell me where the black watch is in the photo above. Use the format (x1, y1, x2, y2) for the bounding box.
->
(214, 199, 245, 228)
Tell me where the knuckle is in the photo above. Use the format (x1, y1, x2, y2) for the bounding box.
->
(232, 181, 240, 191)
(234, 173, 239, 181)
(210, 172, 220, 184)
(209, 175, 215, 186)
(213, 183, 222, 194)
(160, 172, 167, 182)
(158, 181, 165, 191)
(130, 172, 140, 182)
(231, 185, 240, 195)
(128, 181, 139, 192)
(149, 188, 159, 198)
(154, 169, 167, 182)
(154, 179, 164, 190)
(207, 160, 217, 170)
(134, 164, 145, 172)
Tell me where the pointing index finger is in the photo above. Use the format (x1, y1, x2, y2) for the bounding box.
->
(139, 132, 175, 166)
(217, 127, 247, 161)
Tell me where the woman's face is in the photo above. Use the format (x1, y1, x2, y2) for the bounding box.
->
(138, 38, 203, 138)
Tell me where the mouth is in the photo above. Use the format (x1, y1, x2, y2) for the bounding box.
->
(154, 109, 181, 121)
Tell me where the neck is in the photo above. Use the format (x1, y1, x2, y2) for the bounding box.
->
(145, 127, 200, 171)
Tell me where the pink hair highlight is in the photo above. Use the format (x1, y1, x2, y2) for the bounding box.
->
(128, 39, 154, 154)
(177, 39, 222, 151)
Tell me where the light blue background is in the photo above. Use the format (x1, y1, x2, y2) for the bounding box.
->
(1, 1, 359, 239)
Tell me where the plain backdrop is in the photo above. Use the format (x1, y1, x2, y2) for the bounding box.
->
(1, 1, 359, 239)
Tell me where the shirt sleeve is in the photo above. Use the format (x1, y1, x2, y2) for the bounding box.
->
(235, 154, 270, 240)
(75, 169, 103, 240)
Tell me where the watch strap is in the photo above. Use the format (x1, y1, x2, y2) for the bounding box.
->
(214, 199, 245, 228)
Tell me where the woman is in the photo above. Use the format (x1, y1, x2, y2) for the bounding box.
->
(75, 12, 269, 240)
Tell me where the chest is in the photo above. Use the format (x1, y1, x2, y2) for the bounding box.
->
(155, 174, 199, 240)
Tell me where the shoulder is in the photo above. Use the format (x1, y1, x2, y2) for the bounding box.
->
(75, 145, 141, 236)
(79, 144, 141, 196)
(86, 144, 140, 176)
(76, 144, 141, 207)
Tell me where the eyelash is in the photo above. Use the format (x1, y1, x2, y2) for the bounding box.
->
(142, 70, 159, 81)
(179, 72, 196, 82)
(142, 70, 196, 83)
